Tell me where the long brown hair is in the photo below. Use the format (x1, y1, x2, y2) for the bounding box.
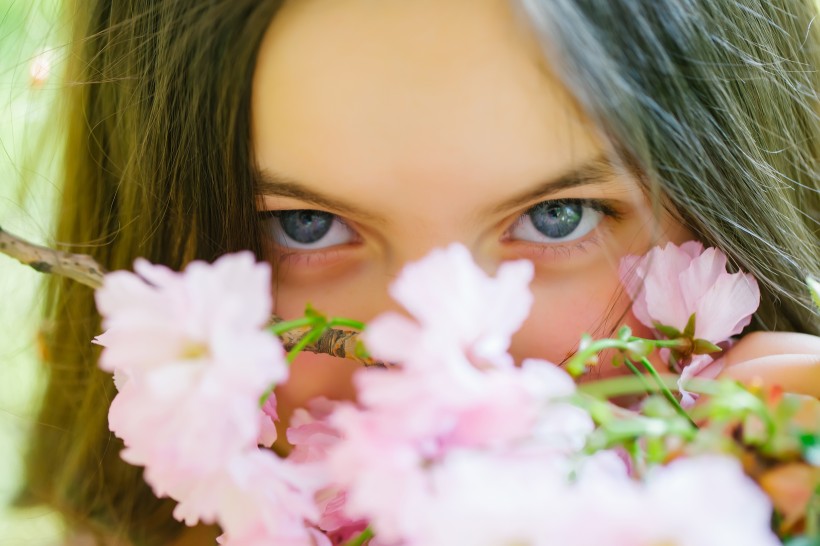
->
(521, 0, 820, 333)
(20, 1, 282, 543)
(20, 0, 820, 544)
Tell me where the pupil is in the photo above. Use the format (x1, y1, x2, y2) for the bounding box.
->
(529, 202, 583, 239)
(279, 210, 334, 244)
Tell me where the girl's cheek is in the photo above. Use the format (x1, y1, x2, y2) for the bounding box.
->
(511, 264, 636, 374)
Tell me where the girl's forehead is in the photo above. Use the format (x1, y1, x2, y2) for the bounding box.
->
(251, 0, 606, 209)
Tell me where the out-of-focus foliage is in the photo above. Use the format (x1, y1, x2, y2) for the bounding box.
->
(0, 0, 67, 543)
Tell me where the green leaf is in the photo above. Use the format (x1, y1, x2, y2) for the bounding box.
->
(692, 338, 723, 355)
(682, 313, 696, 339)
(655, 323, 681, 339)
(617, 325, 632, 341)
(303, 303, 326, 321)
(577, 333, 593, 351)
(567, 358, 590, 378)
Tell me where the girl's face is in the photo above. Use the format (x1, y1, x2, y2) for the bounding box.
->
(250, 0, 693, 415)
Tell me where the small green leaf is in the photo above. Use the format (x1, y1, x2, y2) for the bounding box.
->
(682, 313, 696, 339)
(577, 333, 593, 351)
(617, 325, 632, 341)
(692, 338, 723, 355)
(655, 323, 681, 339)
(304, 303, 325, 321)
(567, 357, 592, 378)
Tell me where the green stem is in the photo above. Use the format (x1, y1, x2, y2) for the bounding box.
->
(566, 339, 633, 376)
(636, 338, 688, 349)
(640, 357, 696, 428)
(341, 527, 374, 546)
(578, 374, 721, 399)
(269, 317, 316, 336)
(625, 439, 645, 475)
(259, 385, 275, 407)
(327, 317, 367, 330)
(623, 357, 654, 396)
(567, 335, 689, 377)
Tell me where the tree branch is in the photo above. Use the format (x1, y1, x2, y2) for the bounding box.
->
(0, 225, 107, 288)
(0, 225, 381, 366)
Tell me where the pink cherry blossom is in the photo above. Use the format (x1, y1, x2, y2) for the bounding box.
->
(363, 243, 534, 370)
(288, 398, 343, 464)
(89, 243, 783, 546)
(258, 396, 279, 448)
(95, 252, 290, 526)
(324, 245, 593, 541)
(571, 456, 780, 546)
(405, 448, 602, 546)
(287, 398, 368, 541)
(619, 242, 760, 403)
(95, 252, 283, 379)
(375, 450, 778, 546)
(619, 241, 760, 344)
(193, 450, 325, 546)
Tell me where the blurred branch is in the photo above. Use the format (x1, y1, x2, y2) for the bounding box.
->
(0, 224, 106, 288)
(0, 225, 380, 366)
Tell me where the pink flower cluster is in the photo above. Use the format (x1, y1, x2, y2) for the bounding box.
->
(95, 253, 324, 545)
(95, 244, 776, 546)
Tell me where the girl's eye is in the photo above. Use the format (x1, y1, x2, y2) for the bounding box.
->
(262, 210, 357, 249)
(508, 199, 605, 243)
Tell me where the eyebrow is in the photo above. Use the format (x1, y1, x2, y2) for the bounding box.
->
(485, 154, 618, 215)
(254, 169, 384, 222)
(253, 154, 618, 219)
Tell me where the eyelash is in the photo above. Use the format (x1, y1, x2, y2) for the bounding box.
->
(259, 198, 623, 264)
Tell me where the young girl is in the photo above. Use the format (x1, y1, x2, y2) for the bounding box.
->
(19, 0, 820, 544)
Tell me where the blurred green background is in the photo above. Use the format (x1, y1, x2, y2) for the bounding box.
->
(0, 0, 67, 543)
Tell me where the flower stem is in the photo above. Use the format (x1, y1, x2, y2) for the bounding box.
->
(328, 317, 367, 330)
(566, 339, 633, 376)
(640, 357, 696, 428)
(623, 357, 654, 396)
(341, 527, 374, 546)
(644, 338, 689, 349)
(269, 317, 316, 336)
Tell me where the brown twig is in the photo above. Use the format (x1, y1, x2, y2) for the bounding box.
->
(0, 225, 381, 366)
(0, 225, 107, 288)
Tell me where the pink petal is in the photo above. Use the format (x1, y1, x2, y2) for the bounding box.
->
(694, 272, 760, 343)
(677, 247, 727, 312)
